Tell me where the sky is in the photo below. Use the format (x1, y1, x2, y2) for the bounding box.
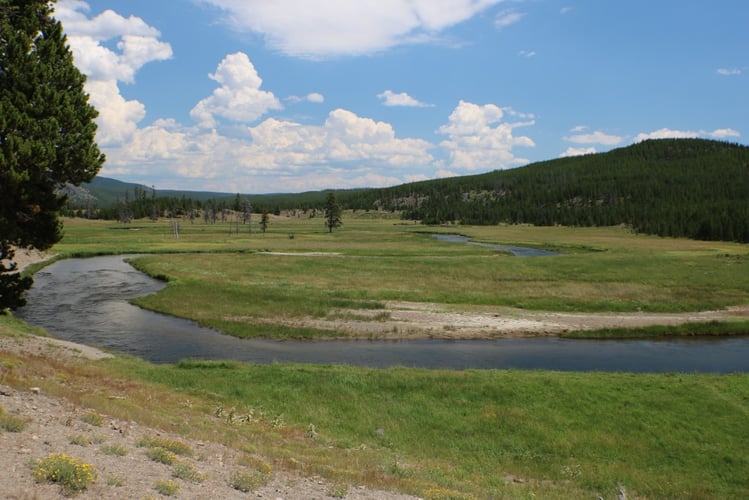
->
(53, 0, 748, 194)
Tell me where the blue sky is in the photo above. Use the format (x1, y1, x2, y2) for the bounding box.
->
(54, 0, 748, 193)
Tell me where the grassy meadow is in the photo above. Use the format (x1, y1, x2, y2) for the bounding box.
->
(3, 214, 748, 498)
(50, 214, 749, 339)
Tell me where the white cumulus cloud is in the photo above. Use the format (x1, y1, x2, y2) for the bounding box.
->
(560, 146, 596, 158)
(190, 52, 282, 128)
(634, 128, 699, 142)
(196, 0, 504, 58)
(54, 1, 172, 145)
(54, 1, 172, 83)
(634, 128, 741, 142)
(85, 80, 146, 146)
(710, 128, 741, 139)
(565, 130, 624, 146)
(285, 93, 325, 104)
(378, 90, 433, 107)
(104, 108, 435, 192)
(438, 100, 535, 171)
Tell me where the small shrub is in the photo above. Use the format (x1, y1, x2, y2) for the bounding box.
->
(32, 453, 97, 495)
(423, 487, 476, 500)
(154, 479, 180, 496)
(146, 447, 176, 465)
(0, 412, 27, 432)
(68, 433, 91, 447)
(228, 469, 268, 493)
(101, 444, 128, 456)
(327, 483, 349, 498)
(172, 461, 205, 483)
(80, 412, 104, 427)
(236, 454, 273, 475)
(106, 474, 125, 487)
(138, 436, 193, 456)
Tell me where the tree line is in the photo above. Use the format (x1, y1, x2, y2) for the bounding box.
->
(341, 139, 749, 243)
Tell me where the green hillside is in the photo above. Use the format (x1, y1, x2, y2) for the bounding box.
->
(67, 177, 348, 213)
(341, 139, 749, 242)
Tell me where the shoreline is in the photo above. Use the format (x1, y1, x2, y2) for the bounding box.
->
(10, 251, 749, 343)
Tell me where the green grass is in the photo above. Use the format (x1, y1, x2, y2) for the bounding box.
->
(117, 359, 749, 499)
(0, 407, 28, 432)
(145, 447, 176, 465)
(80, 411, 105, 426)
(8, 216, 748, 497)
(154, 479, 180, 496)
(564, 320, 749, 339)
(2, 311, 748, 498)
(101, 444, 128, 456)
(78, 215, 747, 339)
(172, 461, 205, 483)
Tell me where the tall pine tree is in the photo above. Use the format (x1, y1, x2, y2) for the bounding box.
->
(0, 0, 104, 310)
(324, 191, 342, 233)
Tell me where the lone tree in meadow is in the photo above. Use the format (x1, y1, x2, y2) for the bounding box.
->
(0, 0, 105, 311)
(324, 192, 342, 233)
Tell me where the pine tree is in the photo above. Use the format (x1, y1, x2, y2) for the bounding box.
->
(0, 0, 105, 310)
(324, 192, 342, 233)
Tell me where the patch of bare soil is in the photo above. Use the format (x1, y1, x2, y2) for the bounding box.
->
(0, 337, 418, 500)
(268, 301, 749, 339)
(1, 247, 55, 272)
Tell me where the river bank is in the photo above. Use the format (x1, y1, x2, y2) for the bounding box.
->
(0, 330, 418, 499)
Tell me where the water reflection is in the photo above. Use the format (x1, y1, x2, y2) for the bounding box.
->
(17, 255, 749, 372)
(432, 233, 558, 256)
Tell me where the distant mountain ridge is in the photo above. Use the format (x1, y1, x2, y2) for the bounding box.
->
(62, 177, 239, 207)
(65, 138, 749, 242)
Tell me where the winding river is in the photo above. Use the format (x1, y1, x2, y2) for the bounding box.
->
(16, 255, 749, 372)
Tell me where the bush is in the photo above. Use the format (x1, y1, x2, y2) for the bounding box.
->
(146, 447, 176, 465)
(137, 435, 193, 456)
(32, 453, 97, 495)
(101, 444, 128, 456)
(68, 433, 91, 446)
(0, 412, 27, 432)
(228, 469, 268, 493)
(172, 461, 205, 483)
(80, 412, 104, 427)
(154, 479, 180, 496)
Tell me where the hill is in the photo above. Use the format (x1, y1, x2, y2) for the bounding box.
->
(64, 138, 749, 242)
(63, 177, 347, 215)
(340, 138, 749, 242)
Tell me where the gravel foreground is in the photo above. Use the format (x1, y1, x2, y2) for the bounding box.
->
(0, 336, 419, 500)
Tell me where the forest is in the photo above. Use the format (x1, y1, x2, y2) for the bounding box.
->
(339, 138, 749, 243)
(66, 139, 749, 243)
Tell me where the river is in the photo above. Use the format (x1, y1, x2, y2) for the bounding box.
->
(16, 255, 749, 372)
(431, 233, 558, 256)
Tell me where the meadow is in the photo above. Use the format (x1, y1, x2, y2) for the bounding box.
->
(45, 214, 749, 340)
(4, 214, 748, 498)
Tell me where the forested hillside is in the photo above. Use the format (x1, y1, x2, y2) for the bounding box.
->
(68, 139, 749, 243)
(340, 139, 749, 242)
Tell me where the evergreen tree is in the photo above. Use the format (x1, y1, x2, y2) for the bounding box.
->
(324, 192, 342, 233)
(0, 0, 104, 310)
